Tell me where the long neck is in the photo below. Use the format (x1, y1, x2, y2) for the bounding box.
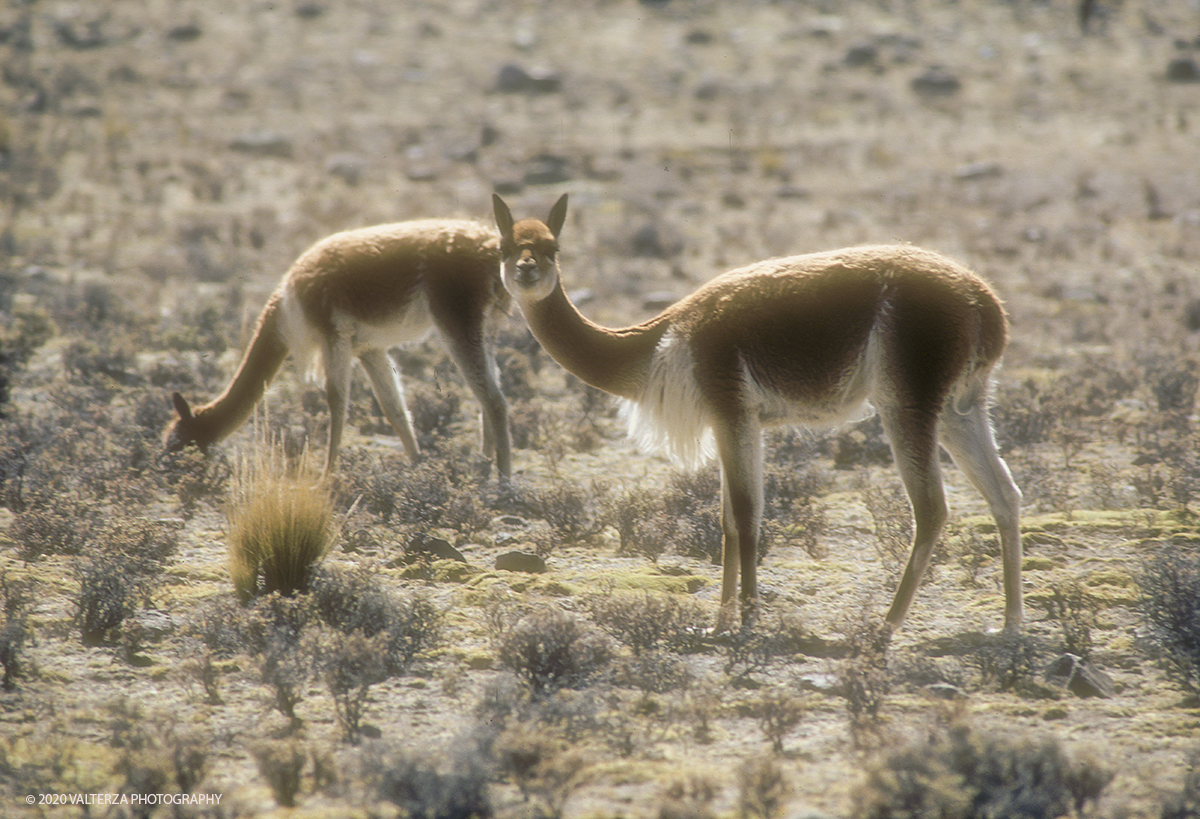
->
(521, 282, 666, 401)
(193, 293, 290, 443)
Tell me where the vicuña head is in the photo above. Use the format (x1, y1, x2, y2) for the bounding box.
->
(165, 218, 513, 479)
(494, 193, 1023, 636)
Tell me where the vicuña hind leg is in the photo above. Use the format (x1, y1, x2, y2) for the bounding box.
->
(878, 406, 949, 632)
(715, 421, 764, 630)
(938, 399, 1024, 632)
(322, 337, 354, 475)
(358, 348, 421, 461)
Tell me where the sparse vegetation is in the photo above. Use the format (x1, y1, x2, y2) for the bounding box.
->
(2, 0, 1199, 814)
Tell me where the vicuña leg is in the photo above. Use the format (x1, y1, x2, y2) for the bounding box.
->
(358, 348, 421, 461)
(439, 328, 512, 480)
(715, 419, 765, 629)
(938, 398, 1024, 632)
(878, 404, 949, 632)
(322, 337, 355, 476)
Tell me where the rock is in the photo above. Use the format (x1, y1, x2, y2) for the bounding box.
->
(1166, 57, 1200, 83)
(230, 131, 294, 160)
(494, 63, 562, 94)
(523, 154, 571, 185)
(924, 682, 969, 700)
(1044, 653, 1116, 698)
(167, 23, 203, 43)
(405, 534, 466, 563)
(326, 153, 366, 186)
(495, 551, 547, 573)
(1183, 298, 1200, 332)
(844, 43, 879, 67)
(955, 161, 1003, 181)
(911, 66, 961, 97)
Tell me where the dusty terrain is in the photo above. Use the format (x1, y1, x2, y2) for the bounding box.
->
(2, 0, 1200, 816)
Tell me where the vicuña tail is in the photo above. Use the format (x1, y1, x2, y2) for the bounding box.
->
(165, 292, 290, 453)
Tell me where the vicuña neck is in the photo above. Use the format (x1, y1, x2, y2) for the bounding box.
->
(194, 294, 290, 442)
(522, 282, 666, 401)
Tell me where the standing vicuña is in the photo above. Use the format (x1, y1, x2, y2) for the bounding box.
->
(165, 219, 513, 478)
(493, 193, 1023, 634)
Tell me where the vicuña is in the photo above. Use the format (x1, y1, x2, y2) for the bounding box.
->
(165, 218, 513, 478)
(493, 193, 1022, 634)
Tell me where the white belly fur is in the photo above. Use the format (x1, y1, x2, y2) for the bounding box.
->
(278, 284, 434, 385)
(620, 328, 878, 470)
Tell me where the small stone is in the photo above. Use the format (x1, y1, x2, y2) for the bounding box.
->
(911, 66, 961, 97)
(495, 551, 546, 573)
(405, 534, 466, 563)
(230, 132, 294, 160)
(1044, 653, 1115, 698)
(924, 682, 969, 700)
(494, 63, 562, 94)
(1166, 57, 1200, 83)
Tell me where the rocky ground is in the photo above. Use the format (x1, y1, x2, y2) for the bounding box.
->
(2, 0, 1200, 816)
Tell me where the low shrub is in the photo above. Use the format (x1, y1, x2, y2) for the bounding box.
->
(853, 719, 1111, 819)
(323, 630, 388, 743)
(495, 605, 613, 696)
(1141, 547, 1200, 694)
(588, 590, 709, 656)
(310, 564, 442, 676)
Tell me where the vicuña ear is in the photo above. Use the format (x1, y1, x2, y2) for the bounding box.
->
(547, 193, 568, 238)
(172, 391, 195, 422)
(492, 193, 515, 239)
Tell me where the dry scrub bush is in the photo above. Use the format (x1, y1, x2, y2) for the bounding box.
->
(74, 516, 178, 645)
(323, 630, 388, 743)
(373, 742, 495, 819)
(1045, 581, 1098, 660)
(755, 688, 808, 754)
(739, 755, 789, 819)
(588, 590, 709, 656)
(106, 700, 210, 810)
(0, 571, 31, 690)
(658, 776, 719, 819)
(310, 564, 443, 676)
(853, 719, 1111, 819)
(227, 443, 335, 602)
(862, 479, 915, 578)
(967, 631, 1048, 695)
(1140, 547, 1200, 695)
(493, 604, 613, 696)
(252, 739, 306, 808)
(333, 448, 490, 534)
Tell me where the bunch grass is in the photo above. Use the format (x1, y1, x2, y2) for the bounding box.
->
(227, 439, 335, 603)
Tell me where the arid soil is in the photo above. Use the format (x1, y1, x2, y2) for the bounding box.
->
(2, 1, 1200, 817)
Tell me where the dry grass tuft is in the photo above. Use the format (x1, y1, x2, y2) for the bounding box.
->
(227, 441, 336, 602)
